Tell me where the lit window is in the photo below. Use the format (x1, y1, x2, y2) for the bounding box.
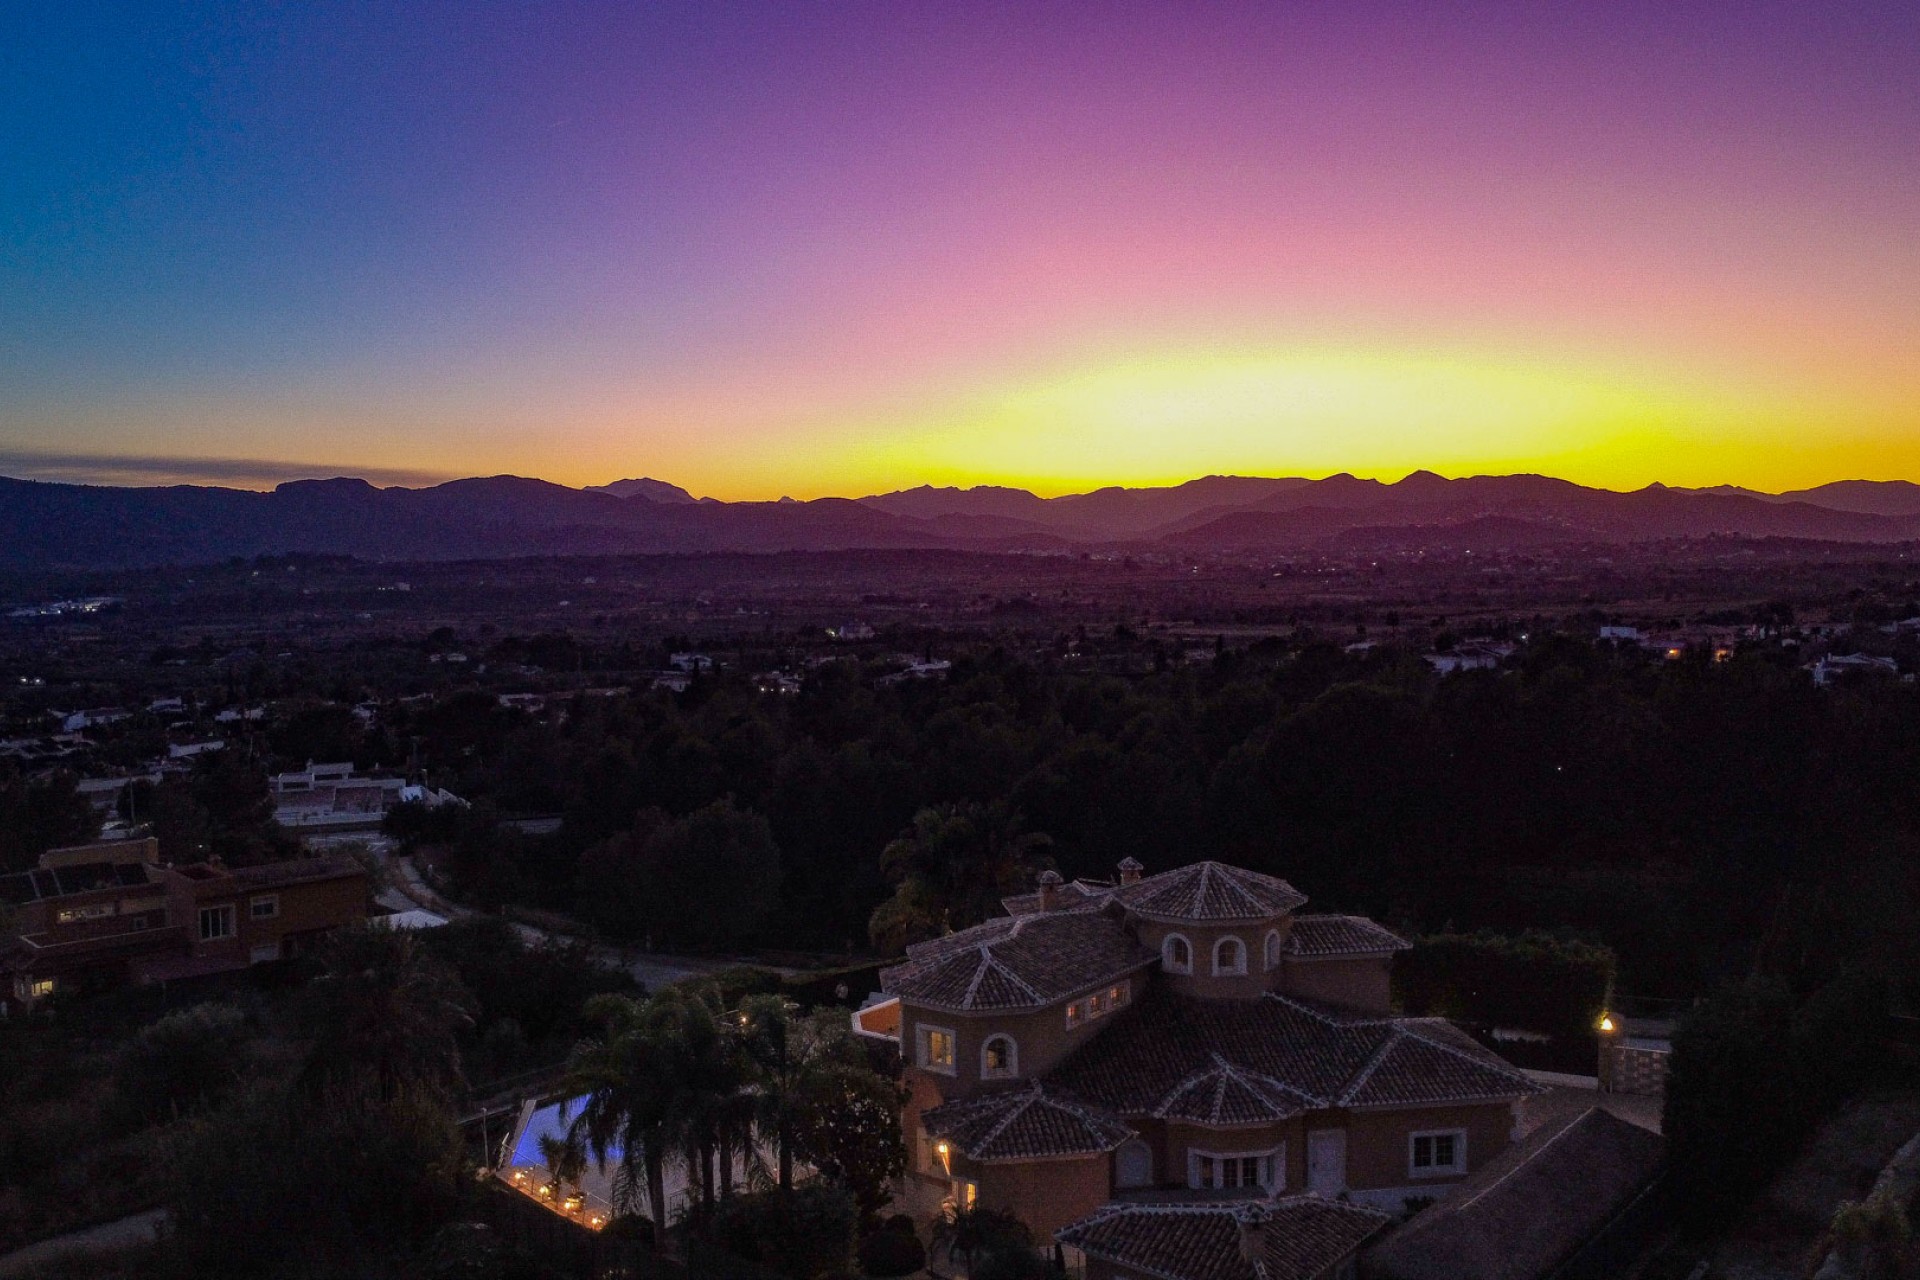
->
(1410, 1130, 1466, 1176)
(1213, 937, 1247, 976)
(29, 978, 55, 999)
(198, 905, 235, 942)
(1089, 992, 1106, 1016)
(919, 1025, 956, 1073)
(1066, 1001, 1084, 1029)
(1264, 930, 1282, 971)
(249, 894, 280, 919)
(1108, 983, 1129, 1007)
(982, 1035, 1017, 1078)
(950, 1178, 977, 1212)
(56, 902, 115, 924)
(1162, 934, 1192, 974)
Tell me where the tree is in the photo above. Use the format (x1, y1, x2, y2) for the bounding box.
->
(299, 925, 476, 1100)
(560, 989, 725, 1247)
(868, 802, 1051, 953)
(0, 770, 97, 872)
(631, 799, 782, 950)
(165, 1073, 466, 1278)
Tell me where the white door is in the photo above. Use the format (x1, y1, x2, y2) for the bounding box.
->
(1307, 1129, 1346, 1195)
(1116, 1140, 1153, 1188)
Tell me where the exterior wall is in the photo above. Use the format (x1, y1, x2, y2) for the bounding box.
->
(897, 971, 1146, 1102)
(1343, 1102, 1515, 1202)
(1279, 956, 1394, 1013)
(981, 1156, 1112, 1238)
(1133, 918, 1292, 1000)
(1162, 1118, 1303, 1192)
(167, 866, 369, 965)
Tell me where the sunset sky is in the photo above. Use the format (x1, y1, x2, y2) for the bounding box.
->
(3, 1, 1916, 499)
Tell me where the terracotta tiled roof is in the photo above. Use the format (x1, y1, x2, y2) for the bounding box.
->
(1002, 878, 1114, 916)
(1365, 1107, 1665, 1280)
(1116, 862, 1308, 923)
(881, 909, 1154, 1012)
(1283, 915, 1410, 957)
(230, 856, 365, 889)
(1155, 1055, 1321, 1126)
(1057, 1196, 1390, 1280)
(1049, 991, 1541, 1119)
(922, 1082, 1135, 1162)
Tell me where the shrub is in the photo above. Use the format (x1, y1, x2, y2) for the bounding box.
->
(857, 1224, 926, 1277)
(112, 1003, 249, 1127)
(704, 1184, 857, 1280)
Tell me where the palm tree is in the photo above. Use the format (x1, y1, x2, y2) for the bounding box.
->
(561, 992, 684, 1248)
(300, 924, 475, 1099)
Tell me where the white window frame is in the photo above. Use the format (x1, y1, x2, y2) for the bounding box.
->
(249, 894, 280, 920)
(1162, 932, 1193, 974)
(916, 1023, 957, 1075)
(1264, 929, 1283, 971)
(1188, 1144, 1284, 1192)
(981, 1034, 1019, 1079)
(198, 904, 236, 942)
(1213, 935, 1247, 976)
(1409, 1128, 1467, 1178)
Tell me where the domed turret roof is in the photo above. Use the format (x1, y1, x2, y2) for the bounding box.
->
(1115, 860, 1307, 922)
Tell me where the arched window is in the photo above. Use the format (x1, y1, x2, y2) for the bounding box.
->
(981, 1034, 1018, 1079)
(1213, 936, 1247, 976)
(1162, 933, 1192, 974)
(1264, 930, 1283, 971)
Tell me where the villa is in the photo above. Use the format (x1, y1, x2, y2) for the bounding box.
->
(855, 858, 1543, 1278)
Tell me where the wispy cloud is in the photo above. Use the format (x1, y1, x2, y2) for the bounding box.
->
(0, 451, 453, 490)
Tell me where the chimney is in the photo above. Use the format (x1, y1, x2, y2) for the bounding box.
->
(1117, 857, 1143, 885)
(1235, 1201, 1271, 1270)
(1037, 869, 1063, 912)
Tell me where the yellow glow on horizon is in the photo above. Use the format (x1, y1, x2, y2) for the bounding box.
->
(752, 343, 1905, 500)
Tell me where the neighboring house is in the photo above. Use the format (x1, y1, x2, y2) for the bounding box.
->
(856, 858, 1542, 1272)
(0, 838, 369, 1009)
(1061, 1196, 1390, 1280)
(1809, 653, 1899, 686)
(1362, 1106, 1666, 1280)
(271, 761, 407, 833)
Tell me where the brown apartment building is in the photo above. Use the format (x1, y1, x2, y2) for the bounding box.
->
(1, 837, 369, 1010)
(854, 858, 1543, 1280)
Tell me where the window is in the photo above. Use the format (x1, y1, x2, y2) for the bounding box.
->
(921, 1130, 951, 1174)
(198, 904, 235, 942)
(1410, 1130, 1467, 1177)
(1213, 936, 1247, 976)
(249, 894, 280, 920)
(1162, 933, 1192, 974)
(1067, 985, 1128, 1030)
(917, 1024, 956, 1074)
(56, 902, 115, 924)
(1265, 930, 1283, 971)
(982, 1034, 1018, 1079)
(1189, 1146, 1283, 1191)
(949, 1178, 978, 1212)
(29, 978, 55, 999)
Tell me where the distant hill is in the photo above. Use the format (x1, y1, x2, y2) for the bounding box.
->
(585, 477, 699, 503)
(1, 470, 1917, 567)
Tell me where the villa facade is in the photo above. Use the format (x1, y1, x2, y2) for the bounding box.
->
(855, 858, 1542, 1277)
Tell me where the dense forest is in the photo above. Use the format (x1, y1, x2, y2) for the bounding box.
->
(355, 635, 1920, 1005)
